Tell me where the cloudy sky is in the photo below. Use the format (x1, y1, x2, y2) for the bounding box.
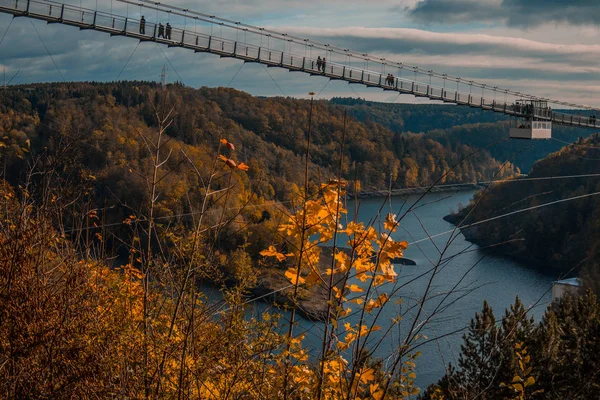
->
(1, 0, 599, 106)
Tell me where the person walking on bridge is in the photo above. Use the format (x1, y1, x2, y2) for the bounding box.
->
(322, 57, 326, 73)
(166, 23, 172, 40)
(386, 74, 395, 86)
(158, 23, 165, 38)
(316, 56, 322, 72)
(139, 16, 146, 34)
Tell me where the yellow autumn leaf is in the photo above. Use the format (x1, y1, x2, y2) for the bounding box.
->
(339, 307, 352, 317)
(511, 383, 523, 392)
(285, 268, 305, 285)
(372, 390, 384, 400)
(348, 284, 364, 293)
(305, 269, 321, 285)
(524, 376, 535, 387)
(260, 245, 286, 262)
(359, 368, 375, 384)
(384, 213, 398, 232)
(365, 293, 388, 313)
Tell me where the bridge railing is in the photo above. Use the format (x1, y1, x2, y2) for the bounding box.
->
(2, 0, 600, 129)
(0, 0, 544, 110)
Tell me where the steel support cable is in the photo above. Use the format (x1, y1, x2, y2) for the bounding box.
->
(549, 137, 600, 160)
(111, 0, 598, 110)
(61, 200, 294, 234)
(116, 41, 141, 81)
(0, 15, 14, 47)
(153, 42, 183, 83)
(552, 137, 600, 149)
(13, 0, 585, 110)
(206, 188, 600, 310)
(224, 61, 245, 89)
(261, 65, 286, 96)
(5, 0, 596, 111)
(480, 173, 600, 185)
(211, 187, 600, 310)
(28, 18, 66, 82)
(410, 190, 600, 246)
(315, 78, 330, 99)
(347, 82, 362, 99)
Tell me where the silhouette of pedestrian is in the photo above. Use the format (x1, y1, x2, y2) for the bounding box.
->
(322, 57, 326, 73)
(166, 23, 172, 40)
(139, 16, 146, 34)
(158, 23, 165, 38)
(316, 56, 322, 72)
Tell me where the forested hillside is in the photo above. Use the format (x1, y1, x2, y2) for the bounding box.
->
(331, 98, 596, 172)
(0, 82, 458, 397)
(445, 134, 600, 290)
(0, 83, 516, 196)
(2, 82, 598, 398)
(0, 81, 517, 305)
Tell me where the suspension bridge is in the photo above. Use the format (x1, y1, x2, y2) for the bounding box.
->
(1, 0, 599, 134)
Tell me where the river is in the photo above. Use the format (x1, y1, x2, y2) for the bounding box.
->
(207, 190, 555, 390)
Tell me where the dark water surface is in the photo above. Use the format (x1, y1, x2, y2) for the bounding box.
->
(207, 190, 554, 390)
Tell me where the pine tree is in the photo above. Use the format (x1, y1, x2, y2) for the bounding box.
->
(455, 300, 502, 399)
(533, 292, 600, 399)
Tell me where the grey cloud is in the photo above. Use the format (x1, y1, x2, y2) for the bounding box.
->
(409, 0, 503, 24)
(0, 14, 312, 95)
(1, 8, 599, 105)
(409, 0, 600, 27)
(280, 26, 600, 92)
(503, 0, 600, 27)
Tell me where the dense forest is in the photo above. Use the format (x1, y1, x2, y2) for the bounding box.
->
(445, 134, 600, 291)
(1, 81, 598, 399)
(0, 83, 516, 196)
(331, 97, 596, 172)
(0, 80, 433, 397)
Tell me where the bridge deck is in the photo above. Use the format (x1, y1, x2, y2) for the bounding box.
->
(1, 0, 598, 130)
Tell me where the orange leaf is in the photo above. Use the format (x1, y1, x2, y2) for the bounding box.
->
(260, 245, 286, 261)
(221, 138, 236, 150)
(384, 213, 398, 232)
(305, 269, 321, 285)
(359, 368, 375, 384)
(260, 245, 279, 257)
(237, 162, 249, 171)
(348, 284, 364, 293)
(285, 268, 305, 285)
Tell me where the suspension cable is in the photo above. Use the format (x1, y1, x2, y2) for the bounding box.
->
(410, 190, 600, 245)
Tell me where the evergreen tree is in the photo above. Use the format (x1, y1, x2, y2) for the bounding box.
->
(533, 292, 600, 399)
(424, 293, 600, 400)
